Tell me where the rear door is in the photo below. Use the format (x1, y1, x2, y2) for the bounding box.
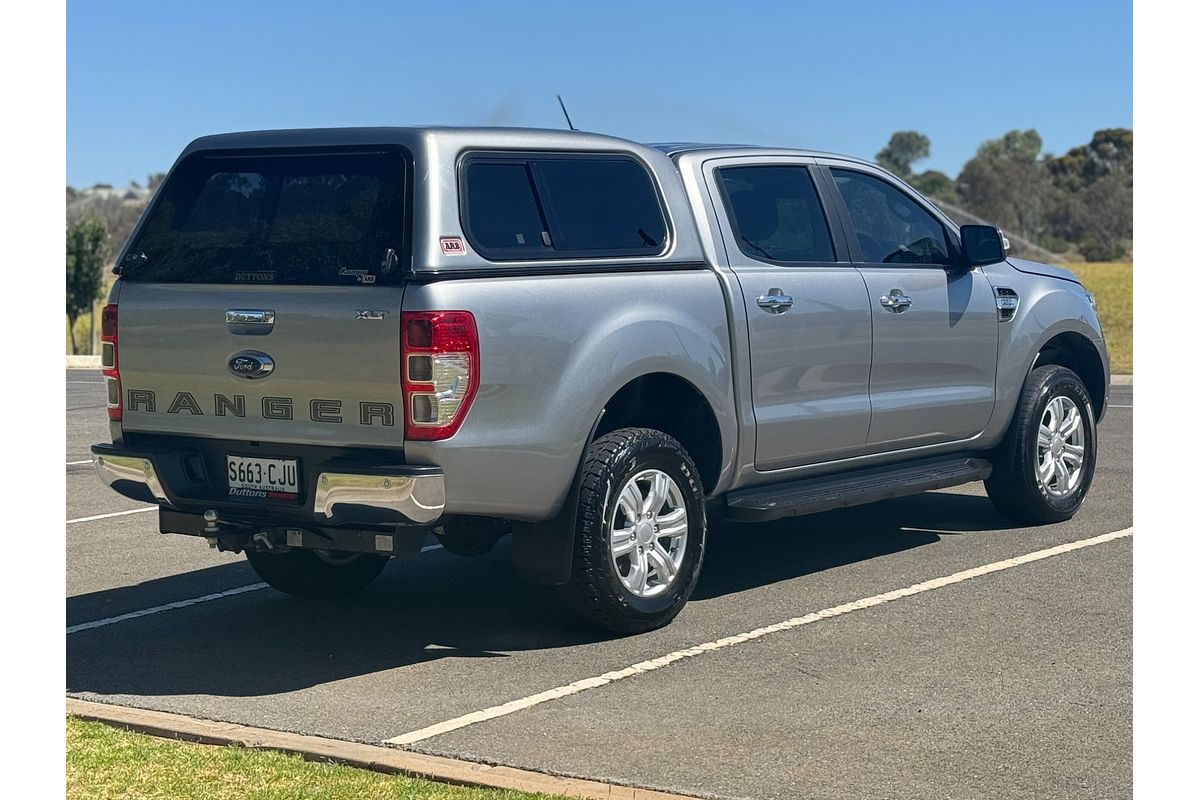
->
(708, 158, 873, 470)
(822, 164, 998, 449)
(115, 147, 409, 449)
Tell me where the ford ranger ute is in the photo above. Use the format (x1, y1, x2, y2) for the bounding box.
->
(92, 127, 1109, 633)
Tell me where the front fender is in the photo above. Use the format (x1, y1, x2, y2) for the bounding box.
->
(984, 261, 1109, 443)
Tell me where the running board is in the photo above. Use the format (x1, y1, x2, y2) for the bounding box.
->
(724, 455, 993, 522)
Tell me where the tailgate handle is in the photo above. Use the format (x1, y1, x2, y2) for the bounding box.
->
(226, 309, 275, 335)
(226, 309, 275, 325)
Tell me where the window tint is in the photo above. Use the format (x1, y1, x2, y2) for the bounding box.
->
(717, 166, 834, 263)
(831, 169, 950, 265)
(536, 159, 665, 252)
(462, 154, 667, 259)
(464, 162, 546, 252)
(125, 150, 407, 285)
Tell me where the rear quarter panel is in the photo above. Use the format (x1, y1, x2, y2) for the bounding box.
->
(402, 269, 737, 521)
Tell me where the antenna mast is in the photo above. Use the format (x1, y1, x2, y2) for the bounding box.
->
(556, 94, 578, 131)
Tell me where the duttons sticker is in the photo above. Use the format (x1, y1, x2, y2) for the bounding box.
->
(440, 237, 466, 255)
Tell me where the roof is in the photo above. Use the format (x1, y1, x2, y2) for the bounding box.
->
(649, 141, 877, 167)
(181, 126, 647, 158)
(178, 127, 877, 169)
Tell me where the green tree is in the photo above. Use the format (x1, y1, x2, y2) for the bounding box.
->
(956, 129, 1049, 243)
(1045, 128, 1132, 192)
(66, 216, 110, 354)
(875, 131, 931, 179)
(1043, 128, 1132, 259)
(977, 129, 1043, 163)
(910, 169, 952, 199)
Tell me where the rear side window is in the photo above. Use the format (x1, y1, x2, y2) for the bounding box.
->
(462, 154, 667, 260)
(716, 165, 835, 264)
(123, 149, 407, 285)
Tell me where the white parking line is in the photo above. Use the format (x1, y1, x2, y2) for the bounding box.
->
(384, 527, 1133, 747)
(66, 583, 270, 634)
(66, 506, 157, 524)
(67, 459, 92, 466)
(66, 543, 445, 635)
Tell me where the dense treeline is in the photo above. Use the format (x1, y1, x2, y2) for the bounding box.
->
(878, 128, 1132, 261)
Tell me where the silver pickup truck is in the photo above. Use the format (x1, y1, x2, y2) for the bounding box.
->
(92, 127, 1108, 633)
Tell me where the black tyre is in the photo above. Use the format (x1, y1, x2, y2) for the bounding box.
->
(566, 427, 707, 634)
(985, 364, 1098, 524)
(245, 548, 389, 598)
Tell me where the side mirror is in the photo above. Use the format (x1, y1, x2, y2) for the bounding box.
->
(960, 225, 1007, 267)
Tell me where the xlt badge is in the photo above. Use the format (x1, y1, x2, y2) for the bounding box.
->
(227, 350, 275, 379)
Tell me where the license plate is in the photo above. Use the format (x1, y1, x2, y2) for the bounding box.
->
(226, 455, 299, 499)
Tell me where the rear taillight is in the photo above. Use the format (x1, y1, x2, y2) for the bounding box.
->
(100, 304, 121, 421)
(401, 311, 479, 441)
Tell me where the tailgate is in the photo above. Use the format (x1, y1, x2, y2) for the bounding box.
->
(117, 282, 405, 448)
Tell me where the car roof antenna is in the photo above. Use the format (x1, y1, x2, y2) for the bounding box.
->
(556, 94, 578, 131)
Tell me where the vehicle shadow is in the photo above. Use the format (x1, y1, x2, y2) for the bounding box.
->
(695, 490, 1007, 600)
(66, 491, 1011, 699)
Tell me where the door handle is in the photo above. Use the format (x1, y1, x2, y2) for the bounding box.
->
(756, 289, 793, 314)
(879, 290, 912, 313)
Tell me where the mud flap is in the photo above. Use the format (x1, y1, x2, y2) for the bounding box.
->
(510, 413, 604, 586)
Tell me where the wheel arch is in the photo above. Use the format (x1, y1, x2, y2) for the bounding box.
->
(990, 331, 1108, 477)
(1032, 332, 1107, 422)
(592, 372, 724, 495)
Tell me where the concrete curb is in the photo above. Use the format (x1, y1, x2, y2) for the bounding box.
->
(66, 355, 102, 369)
(1112, 374, 1132, 385)
(66, 698, 698, 800)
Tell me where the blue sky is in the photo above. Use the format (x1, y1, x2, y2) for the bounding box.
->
(67, 0, 1131, 188)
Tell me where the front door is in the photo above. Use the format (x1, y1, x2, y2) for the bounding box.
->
(825, 166, 998, 449)
(711, 160, 873, 470)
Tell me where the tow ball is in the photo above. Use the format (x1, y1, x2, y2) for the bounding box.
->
(201, 509, 256, 553)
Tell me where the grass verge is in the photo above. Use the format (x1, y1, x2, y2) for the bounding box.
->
(1065, 261, 1132, 374)
(67, 717, 558, 800)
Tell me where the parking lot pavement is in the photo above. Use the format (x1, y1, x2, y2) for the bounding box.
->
(67, 371, 1132, 799)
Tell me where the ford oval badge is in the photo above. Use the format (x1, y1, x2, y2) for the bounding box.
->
(228, 351, 275, 379)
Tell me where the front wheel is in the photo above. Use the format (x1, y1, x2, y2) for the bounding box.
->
(566, 427, 707, 635)
(245, 548, 389, 598)
(986, 364, 1098, 524)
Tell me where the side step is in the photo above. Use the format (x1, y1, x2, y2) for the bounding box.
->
(724, 455, 993, 522)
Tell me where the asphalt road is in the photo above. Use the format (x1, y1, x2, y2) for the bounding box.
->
(67, 370, 1132, 800)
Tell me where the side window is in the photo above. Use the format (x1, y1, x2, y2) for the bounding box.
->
(463, 162, 547, 254)
(831, 169, 951, 265)
(462, 154, 667, 260)
(716, 165, 835, 264)
(536, 158, 666, 252)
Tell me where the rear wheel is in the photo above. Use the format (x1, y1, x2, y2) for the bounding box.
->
(566, 428, 707, 635)
(986, 364, 1097, 524)
(245, 548, 389, 598)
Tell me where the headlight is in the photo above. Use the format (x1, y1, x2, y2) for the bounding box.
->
(1084, 290, 1097, 312)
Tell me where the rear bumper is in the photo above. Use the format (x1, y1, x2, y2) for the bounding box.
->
(91, 442, 445, 527)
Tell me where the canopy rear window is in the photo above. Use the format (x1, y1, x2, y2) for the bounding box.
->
(122, 148, 408, 285)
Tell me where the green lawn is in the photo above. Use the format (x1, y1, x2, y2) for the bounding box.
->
(67, 717, 558, 800)
(1064, 261, 1132, 374)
